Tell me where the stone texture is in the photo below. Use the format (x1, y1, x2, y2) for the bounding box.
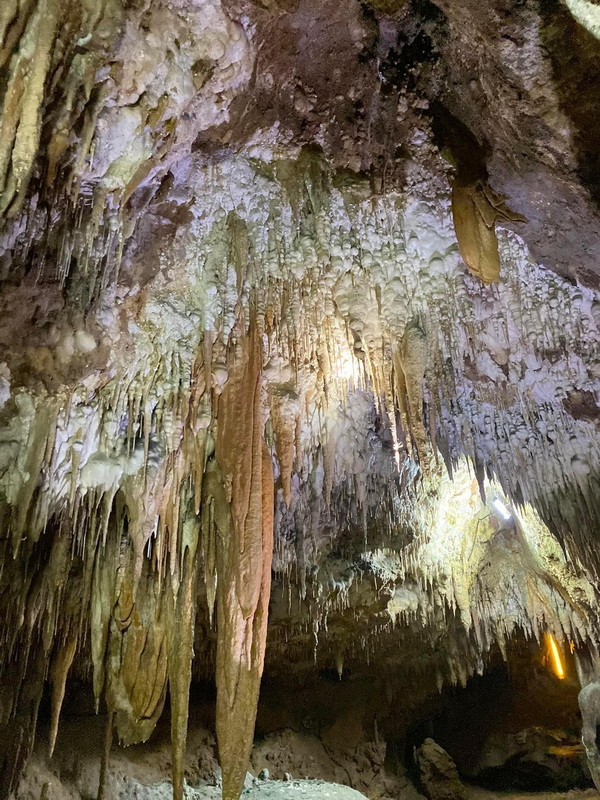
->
(417, 739, 465, 800)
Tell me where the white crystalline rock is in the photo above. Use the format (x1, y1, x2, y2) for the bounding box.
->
(0, 379, 10, 409)
(91, 106, 153, 189)
(264, 357, 294, 386)
(244, 124, 302, 162)
(13, 152, 600, 519)
(79, 452, 126, 491)
(387, 584, 424, 619)
(4, 139, 600, 678)
(565, 0, 600, 40)
(86, 0, 254, 191)
(0, 364, 10, 410)
(74, 330, 97, 354)
(0, 392, 38, 506)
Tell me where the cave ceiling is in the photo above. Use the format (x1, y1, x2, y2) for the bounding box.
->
(2, 0, 600, 797)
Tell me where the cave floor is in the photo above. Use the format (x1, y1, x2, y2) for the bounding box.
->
(464, 787, 599, 800)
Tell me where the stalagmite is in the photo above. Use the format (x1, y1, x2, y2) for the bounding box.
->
(335, 650, 344, 680)
(97, 711, 114, 800)
(213, 316, 275, 800)
(579, 680, 600, 790)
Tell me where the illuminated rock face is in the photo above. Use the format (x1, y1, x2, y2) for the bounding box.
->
(2, 0, 600, 796)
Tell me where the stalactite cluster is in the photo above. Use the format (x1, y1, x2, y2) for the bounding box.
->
(2, 145, 600, 794)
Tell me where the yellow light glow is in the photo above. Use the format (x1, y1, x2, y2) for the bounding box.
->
(545, 632, 565, 680)
(332, 349, 358, 384)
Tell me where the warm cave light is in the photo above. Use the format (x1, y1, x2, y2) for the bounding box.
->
(545, 632, 565, 680)
(492, 496, 512, 520)
(334, 351, 357, 383)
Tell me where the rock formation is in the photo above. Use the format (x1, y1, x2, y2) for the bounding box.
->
(2, 0, 600, 797)
(417, 739, 465, 800)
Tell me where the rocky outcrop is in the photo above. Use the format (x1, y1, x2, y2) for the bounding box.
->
(579, 682, 600, 792)
(474, 728, 587, 792)
(417, 739, 465, 800)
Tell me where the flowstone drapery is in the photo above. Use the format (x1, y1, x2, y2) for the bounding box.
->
(212, 318, 274, 800)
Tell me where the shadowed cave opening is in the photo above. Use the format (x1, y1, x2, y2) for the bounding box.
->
(22, 628, 594, 799)
(401, 642, 588, 792)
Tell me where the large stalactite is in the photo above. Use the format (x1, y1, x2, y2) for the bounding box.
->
(212, 316, 275, 800)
